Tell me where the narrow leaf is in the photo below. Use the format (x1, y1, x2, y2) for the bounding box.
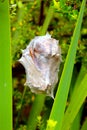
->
(0, 1, 12, 130)
(46, 0, 86, 130)
(62, 73, 87, 130)
(70, 65, 86, 130)
(70, 107, 83, 130)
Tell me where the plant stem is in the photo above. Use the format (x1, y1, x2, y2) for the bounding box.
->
(27, 94, 45, 130)
(27, 4, 54, 130)
(40, 5, 54, 35)
(14, 86, 27, 129)
(0, 1, 12, 130)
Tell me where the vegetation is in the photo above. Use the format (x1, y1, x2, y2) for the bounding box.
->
(0, 0, 87, 130)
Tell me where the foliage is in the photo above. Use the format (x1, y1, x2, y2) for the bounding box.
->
(10, 0, 87, 64)
(0, 1, 12, 130)
(5, 0, 87, 130)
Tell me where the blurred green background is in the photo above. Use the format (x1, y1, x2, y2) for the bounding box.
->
(10, 0, 87, 129)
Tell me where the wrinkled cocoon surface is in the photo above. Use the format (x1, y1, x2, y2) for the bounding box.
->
(19, 33, 61, 98)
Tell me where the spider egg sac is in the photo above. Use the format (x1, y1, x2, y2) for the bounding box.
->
(19, 33, 62, 98)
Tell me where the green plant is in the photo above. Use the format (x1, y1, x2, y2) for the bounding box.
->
(27, 4, 54, 130)
(0, 1, 12, 130)
(46, 0, 86, 130)
(10, 0, 87, 130)
(26, 0, 86, 130)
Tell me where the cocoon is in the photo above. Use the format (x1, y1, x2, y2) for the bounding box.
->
(19, 33, 61, 98)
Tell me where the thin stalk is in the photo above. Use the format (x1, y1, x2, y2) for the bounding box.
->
(0, 1, 12, 130)
(46, 0, 86, 130)
(27, 4, 54, 130)
(27, 94, 45, 130)
(14, 86, 27, 129)
(62, 73, 87, 130)
(40, 5, 54, 35)
(13, 3, 29, 129)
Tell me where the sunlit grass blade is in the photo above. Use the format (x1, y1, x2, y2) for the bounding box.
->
(71, 65, 87, 99)
(70, 107, 83, 130)
(0, 1, 12, 130)
(70, 65, 86, 130)
(62, 73, 87, 130)
(46, 0, 86, 130)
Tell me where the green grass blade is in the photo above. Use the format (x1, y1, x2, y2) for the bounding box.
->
(27, 94, 45, 130)
(40, 5, 54, 35)
(46, 0, 86, 130)
(70, 65, 86, 130)
(71, 65, 87, 100)
(70, 107, 83, 130)
(81, 119, 87, 130)
(62, 73, 87, 130)
(0, 1, 12, 130)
